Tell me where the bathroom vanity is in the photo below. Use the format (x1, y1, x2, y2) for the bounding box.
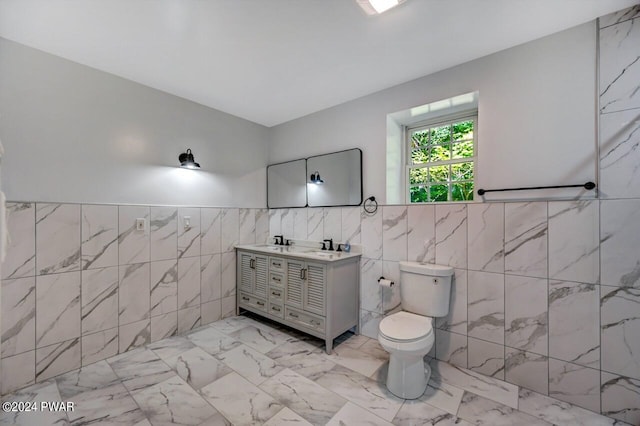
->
(235, 244, 361, 353)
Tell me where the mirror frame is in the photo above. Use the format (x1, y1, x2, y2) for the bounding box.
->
(266, 158, 308, 208)
(266, 148, 364, 209)
(306, 148, 363, 208)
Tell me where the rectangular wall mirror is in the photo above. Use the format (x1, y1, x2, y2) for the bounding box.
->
(267, 158, 307, 208)
(307, 148, 363, 207)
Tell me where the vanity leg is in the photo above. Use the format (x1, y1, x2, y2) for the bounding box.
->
(325, 338, 333, 355)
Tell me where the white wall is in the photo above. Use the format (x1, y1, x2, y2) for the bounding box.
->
(269, 22, 597, 203)
(0, 21, 599, 208)
(0, 38, 269, 207)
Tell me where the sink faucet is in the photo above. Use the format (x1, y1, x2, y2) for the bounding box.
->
(274, 235, 284, 245)
(323, 238, 334, 251)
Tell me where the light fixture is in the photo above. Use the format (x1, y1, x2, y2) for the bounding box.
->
(178, 148, 200, 169)
(356, 0, 406, 15)
(310, 171, 324, 184)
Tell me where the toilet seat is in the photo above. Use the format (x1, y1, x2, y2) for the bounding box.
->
(379, 311, 433, 343)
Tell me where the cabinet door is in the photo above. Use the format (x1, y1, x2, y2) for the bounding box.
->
(304, 262, 326, 316)
(285, 259, 305, 308)
(254, 255, 268, 299)
(239, 252, 254, 294)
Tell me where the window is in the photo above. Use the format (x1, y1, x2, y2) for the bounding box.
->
(407, 113, 476, 203)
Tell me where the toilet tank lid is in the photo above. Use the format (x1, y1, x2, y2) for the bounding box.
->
(399, 261, 454, 277)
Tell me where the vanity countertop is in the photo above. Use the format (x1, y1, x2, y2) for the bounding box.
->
(235, 244, 361, 262)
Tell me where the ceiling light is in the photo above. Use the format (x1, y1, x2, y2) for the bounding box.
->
(357, 0, 405, 15)
(178, 148, 200, 169)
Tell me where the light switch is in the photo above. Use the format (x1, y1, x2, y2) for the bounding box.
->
(135, 218, 146, 231)
(183, 216, 191, 230)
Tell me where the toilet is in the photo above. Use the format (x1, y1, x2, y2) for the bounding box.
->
(378, 261, 453, 399)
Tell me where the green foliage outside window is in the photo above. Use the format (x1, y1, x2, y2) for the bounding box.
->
(409, 119, 474, 203)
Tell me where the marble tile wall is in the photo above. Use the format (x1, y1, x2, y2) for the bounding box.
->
(595, 7, 640, 425)
(268, 195, 636, 422)
(1, 203, 268, 394)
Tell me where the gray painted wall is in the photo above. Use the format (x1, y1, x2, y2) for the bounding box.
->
(269, 22, 597, 204)
(0, 38, 269, 207)
(0, 22, 597, 208)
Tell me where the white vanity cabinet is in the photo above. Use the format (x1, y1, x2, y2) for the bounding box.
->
(236, 247, 360, 354)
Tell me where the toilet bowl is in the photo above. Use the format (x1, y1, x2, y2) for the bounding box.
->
(378, 311, 434, 399)
(377, 262, 453, 399)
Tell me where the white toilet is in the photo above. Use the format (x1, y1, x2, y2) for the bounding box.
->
(378, 261, 453, 399)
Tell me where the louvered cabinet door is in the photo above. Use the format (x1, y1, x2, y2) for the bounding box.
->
(254, 255, 268, 299)
(239, 252, 254, 294)
(285, 259, 304, 308)
(303, 262, 326, 316)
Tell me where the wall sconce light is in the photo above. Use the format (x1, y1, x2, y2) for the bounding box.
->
(310, 171, 324, 184)
(178, 149, 200, 169)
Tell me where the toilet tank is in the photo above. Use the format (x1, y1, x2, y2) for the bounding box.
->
(399, 262, 454, 317)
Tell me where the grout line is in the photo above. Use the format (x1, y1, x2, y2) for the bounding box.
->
(79, 204, 83, 369)
(546, 201, 550, 398)
(595, 19, 603, 411)
(33, 203, 37, 388)
(502, 204, 507, 389)
(117, 205, 121, 355)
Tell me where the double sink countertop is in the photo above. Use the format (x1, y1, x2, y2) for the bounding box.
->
(235, 242, 362, 262)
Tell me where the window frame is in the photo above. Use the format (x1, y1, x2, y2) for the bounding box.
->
(405, 111, 478, 204)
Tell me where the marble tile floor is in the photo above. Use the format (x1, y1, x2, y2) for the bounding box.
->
(1, 314, 630, 426)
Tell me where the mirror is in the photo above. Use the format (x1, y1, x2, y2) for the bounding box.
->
(307, 148, 363, 207)
(267, 159, 307, 208)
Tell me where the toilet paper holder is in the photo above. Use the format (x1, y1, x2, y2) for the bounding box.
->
(378, 276, 395, 287)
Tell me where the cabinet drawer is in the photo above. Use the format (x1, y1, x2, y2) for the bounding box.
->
(268, 286, 284, 302)
(239, 293, 267, 312)
(269, 257, 285, 272)
(285, 307, 325, 333)
(269, 272, 284, 288)
(268, 302, 284, 319)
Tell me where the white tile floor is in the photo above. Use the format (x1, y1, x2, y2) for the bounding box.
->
(0, 314, 630, 425)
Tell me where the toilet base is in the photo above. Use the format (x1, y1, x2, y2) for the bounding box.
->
(385, 354, 431, 399)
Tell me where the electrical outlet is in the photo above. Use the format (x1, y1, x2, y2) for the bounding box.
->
(135, 218, 146, 231)
(183, 216, 191, 229)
